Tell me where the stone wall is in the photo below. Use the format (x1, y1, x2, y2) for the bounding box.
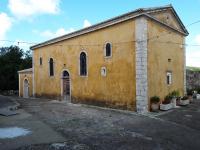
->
(135, 17, 148, 113)
(186, 70, 200, 90)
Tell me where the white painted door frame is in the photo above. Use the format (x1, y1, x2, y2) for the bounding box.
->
(23, 79, 29, 98)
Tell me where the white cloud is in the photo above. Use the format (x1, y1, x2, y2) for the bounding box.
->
(83, 19, 91, 28)
(13, 40, 31, 50)
(186, 49, 200, 67)
(195, 34, 200, 44)
(8, 0, 60, 19)
(39, 27, 75, 38)
(56, 28, 75, 37)
(185, 34, 200, 67)
(34, 20, 91, 39)
(0, 13, 12, 46)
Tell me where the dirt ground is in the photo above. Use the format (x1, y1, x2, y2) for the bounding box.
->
(3, 97, 200, 150)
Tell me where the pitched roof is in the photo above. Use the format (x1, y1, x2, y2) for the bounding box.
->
(31, 4, 188, 50)
(18, 68, 32, 73)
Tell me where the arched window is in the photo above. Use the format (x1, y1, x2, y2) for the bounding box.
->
(63, 70, 69, 78)
(80, 52, 87, 76)
(39, 57, 42, 65)
(49, 58, 54, 76)
(105, 43, 112, 57)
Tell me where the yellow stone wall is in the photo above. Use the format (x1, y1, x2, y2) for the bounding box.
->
(147, 19, 185, 102)
(150, 9, 183, 32)
(32, 12, 186, 111)
(33, 20, 136, 110)
(19, 72, 33, 97)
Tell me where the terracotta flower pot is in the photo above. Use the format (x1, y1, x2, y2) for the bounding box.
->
(151, 103, 159, 112)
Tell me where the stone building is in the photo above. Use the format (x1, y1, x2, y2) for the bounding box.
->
(186, 69, 200, 90)
(18, 68, 33, 98)
(18, 5, 188, 113)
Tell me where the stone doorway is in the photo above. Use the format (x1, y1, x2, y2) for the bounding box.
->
(23, 79, 29, 98)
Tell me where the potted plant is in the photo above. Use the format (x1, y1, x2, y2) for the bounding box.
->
(160, 95, 172, 111)
(150, 96, 160, 112)
(176, 96, 181, 106)
(180, 96, 190, 106)
(170, 90, 180, 108)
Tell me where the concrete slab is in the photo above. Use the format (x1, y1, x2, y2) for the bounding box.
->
(0, 95, 15, 108)
(0, 109, 18, 116)
(0, 109, 66, 150)
(0, 95, 20, 112)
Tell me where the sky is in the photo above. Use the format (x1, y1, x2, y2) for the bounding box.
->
(0, 0, 200, 67)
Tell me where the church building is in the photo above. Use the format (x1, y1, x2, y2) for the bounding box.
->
(18, 5, 189, 113)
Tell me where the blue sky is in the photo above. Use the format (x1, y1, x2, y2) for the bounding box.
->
(0, 0, 200, 67)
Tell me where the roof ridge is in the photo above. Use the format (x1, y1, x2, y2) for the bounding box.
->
(140, 4, 172, 10)
(31, 4, 188, 50)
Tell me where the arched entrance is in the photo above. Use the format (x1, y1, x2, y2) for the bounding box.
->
(62, 70, 70, 101)
(23, 79, 29, 98)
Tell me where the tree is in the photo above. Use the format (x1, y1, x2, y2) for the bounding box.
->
(0, 46, 32, 91)
(20, 50, 32, 70)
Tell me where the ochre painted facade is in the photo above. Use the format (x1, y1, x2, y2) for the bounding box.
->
(150, 9, 183, 32)
(33, 20, 136, 110)
(18, 69, 33, 97)
(19, 5, 188, 112)
(147, 19, 185, 102)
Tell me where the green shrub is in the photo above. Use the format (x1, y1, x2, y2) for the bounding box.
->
(163, 95, 172, 104)
(150, 96, 160, 104)
(170, 90, 180, 97)
(181, 96, 188, 100)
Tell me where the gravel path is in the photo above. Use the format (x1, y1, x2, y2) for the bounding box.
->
(13, 97, 200, 150)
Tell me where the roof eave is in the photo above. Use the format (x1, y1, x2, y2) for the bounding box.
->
(30, 13, 143, 50)
(144, 5, 189, 35)
(30, 5, 188, 50)
(18, 68, 33, 73)
(170, 7, 189, 35)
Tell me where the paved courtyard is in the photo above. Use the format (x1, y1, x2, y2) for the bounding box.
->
(1, 96, 200, 150)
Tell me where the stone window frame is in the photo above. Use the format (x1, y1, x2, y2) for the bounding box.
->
(166, 71, 172, 85)
(101, 66, 107, 77)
